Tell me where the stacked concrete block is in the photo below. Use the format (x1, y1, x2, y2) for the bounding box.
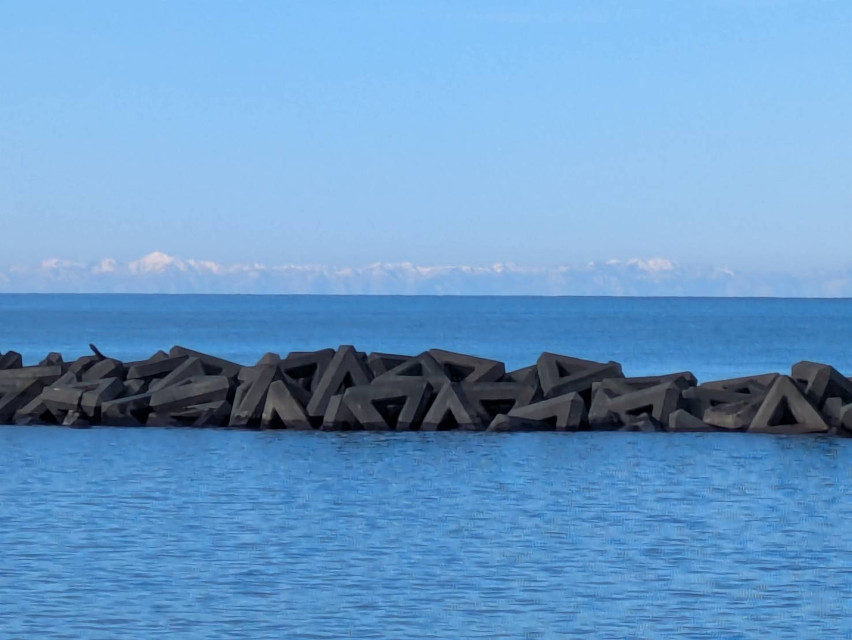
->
(0, 344, 850, 435)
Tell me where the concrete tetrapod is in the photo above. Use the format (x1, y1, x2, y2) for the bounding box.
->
(1, 344, 851, 435)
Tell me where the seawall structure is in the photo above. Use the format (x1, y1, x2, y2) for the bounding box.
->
(0, 345, 850, 434)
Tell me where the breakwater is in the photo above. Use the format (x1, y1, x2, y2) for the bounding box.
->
(1, 345, 850, 434)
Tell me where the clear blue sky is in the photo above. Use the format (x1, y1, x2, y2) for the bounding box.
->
(1, 1, 850, 270)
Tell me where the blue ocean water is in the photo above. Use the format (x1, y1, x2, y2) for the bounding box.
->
(3, 294, 852, 638)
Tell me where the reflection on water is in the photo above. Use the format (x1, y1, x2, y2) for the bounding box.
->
(1, 427, 850, 638)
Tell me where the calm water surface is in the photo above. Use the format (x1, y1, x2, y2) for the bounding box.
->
(2, 295, 852, 638)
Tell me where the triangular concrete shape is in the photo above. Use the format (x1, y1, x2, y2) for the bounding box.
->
(421, 383, 486, 431)
(343, 379, 433, 430)
(536, 352, 623, 399)
(306, 346, 373, 419)
(749, 376, 829, 434)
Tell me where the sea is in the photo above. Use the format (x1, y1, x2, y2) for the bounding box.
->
(2, 294, 852, 639)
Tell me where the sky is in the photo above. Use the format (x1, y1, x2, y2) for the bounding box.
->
(1, 1, 851, 284)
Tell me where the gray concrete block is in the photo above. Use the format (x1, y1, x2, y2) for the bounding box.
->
(367, 352, 412, 377)
(280, 348, 335, 393)
(169, 346, 242, 378)
(123, 379, 147, 396)
(255, 352, 282, 367)
(42, 377, 124, 420)
(66, 356, 99, 378)
(0, 379, 44, 422)
(150, 376, 232, 414)
(13, 395, 51, 425)
(537, 353, 623, 400)
(374, 352, 450, 389)
(0, 365, 63, 389)
(261, 379, 312, 429)
(703, 400, 760, 430)
(169, 400, 232, 427)
(53, 371, 79, 387)
(749, 376, 829, 435)
(427, 349, 505, 383)
(700, 373, 778, 394)
(306, 346, 373, 419)
(838, 404, 852, 434)
(488, 392, 586, 432)
(127, 355, 189, 380)
(79, 378, 124, 417)
(39, 352, 63, 367)
(593, 372, 696, 398)
(681, 385, 766, 418)
(230, 364, 279, 427)
(101, 393, 152, 426)
(667, 409, 717, 433)
(62, 411, 89, 428)
(343, 379, 433, 430)
(421, 383, 487, 431)
(460, 381, 533, 423)
(618, 414, 662, 432)
(81, 358, 125, 382)
(791, 361, 852, 406)
(0, 351, 22, 370)
(589, 382, 681, 429)
(498, 366, 542, 407)
(321, 394, 358, 431)
(42, 385, 85, 419)
(148, 357, 206, 393)
(503, 365, 537, 383)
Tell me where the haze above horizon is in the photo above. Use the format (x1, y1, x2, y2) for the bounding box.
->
(2, 1, 850, 285)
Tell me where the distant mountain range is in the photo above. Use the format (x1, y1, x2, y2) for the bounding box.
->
(0, 251, 848, 296)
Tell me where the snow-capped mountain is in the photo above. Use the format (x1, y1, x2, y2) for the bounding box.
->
(0, 251, 847, 296)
